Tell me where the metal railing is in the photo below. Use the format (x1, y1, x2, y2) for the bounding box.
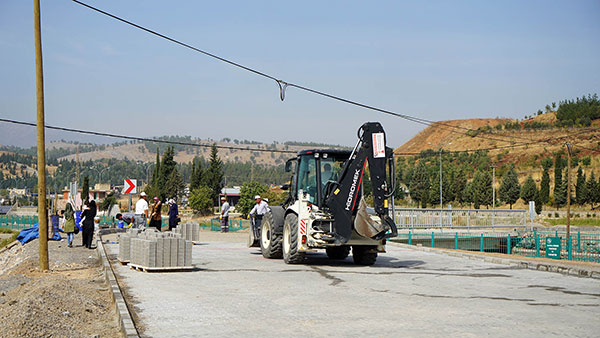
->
(0, 215, 39, 230)
(393, 208, 528, 229)
(394, 230, 600, 263)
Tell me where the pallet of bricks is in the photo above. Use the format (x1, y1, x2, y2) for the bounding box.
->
(173, 222, 201, 243)
(118, 228, 194, 272)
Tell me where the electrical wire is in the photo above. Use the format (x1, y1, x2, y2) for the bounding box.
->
(0, 118, 297, 154)
(70, 0, 560, 147)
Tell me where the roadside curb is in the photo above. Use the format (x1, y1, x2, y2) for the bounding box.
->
(0, 240, 19, 254)
(389, 242, 600, 279)
(96, 239, 139, 338)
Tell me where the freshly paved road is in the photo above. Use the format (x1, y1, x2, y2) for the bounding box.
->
(104, 232, 600, 338)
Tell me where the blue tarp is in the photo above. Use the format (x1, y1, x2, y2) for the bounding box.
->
(17, 223, 62, 245)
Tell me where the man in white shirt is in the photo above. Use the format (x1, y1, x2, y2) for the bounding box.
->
(249, 195, 269, 239)
(134, 192, 149, 228)
(220, 196, 230, 233)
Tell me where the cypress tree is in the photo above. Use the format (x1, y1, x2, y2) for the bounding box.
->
(409, 161, 430, 208)
(520, 175, 537, 204)
(553, 155, 564, 208)
(204, 144, 224, 203)
(575, 167, 588, 205)
(81, 175, 89, 204)
(540, 168, 550, 205)
(500, 167, 520, 209)
(554, 169, 568, 208)
(587, 172, 599, 208)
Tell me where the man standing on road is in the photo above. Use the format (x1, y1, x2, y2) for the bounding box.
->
(220, 196, 230, 233)
(249, 195, 269, 240)
(134, 192, 149, 229)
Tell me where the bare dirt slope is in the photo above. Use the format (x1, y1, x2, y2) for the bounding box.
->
(0, 234, 121, 338)
(395, 113, 600, 180)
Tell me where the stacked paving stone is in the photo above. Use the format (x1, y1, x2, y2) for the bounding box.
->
(119, 228, 193, 268)
(117, 228, 143, 262)
(173, 222, 201, 242)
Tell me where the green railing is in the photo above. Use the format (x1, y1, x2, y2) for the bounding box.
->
(395, 231, 600, 263)
(0, 215, 39, 230)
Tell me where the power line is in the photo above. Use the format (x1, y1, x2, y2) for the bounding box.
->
(0, 118, 297, 154)
(70, 0, 558, 147)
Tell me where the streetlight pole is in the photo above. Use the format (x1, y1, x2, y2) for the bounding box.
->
(439, 148, 442, 227)
(566, 143, 573, 239)
(491, 164, 496, 228)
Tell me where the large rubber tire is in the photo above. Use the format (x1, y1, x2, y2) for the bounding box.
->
(260, 211, 283, 259)
(352, 245, 378, 266)
(283, 213, 305, 264)
(326, 246, 351, 260)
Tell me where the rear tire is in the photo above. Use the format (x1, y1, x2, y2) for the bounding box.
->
(352, 245, 377, 266)
(283, 213, 305, 264)
(260, 211, 283, 259)
(326, 246, 350, 260)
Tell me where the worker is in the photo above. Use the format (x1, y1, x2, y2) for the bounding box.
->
(249, 195, 269, 239)
(116, 213, 134, 228)
(219, 196, 230, 232)
(134, 192, 149, 229)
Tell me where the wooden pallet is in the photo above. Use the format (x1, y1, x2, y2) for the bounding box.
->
(128, 263, 195, 273)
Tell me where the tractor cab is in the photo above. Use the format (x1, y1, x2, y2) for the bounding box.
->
(286, 149, 351, 207)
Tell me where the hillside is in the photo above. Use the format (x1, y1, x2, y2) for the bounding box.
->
(394, 112, 600, 187)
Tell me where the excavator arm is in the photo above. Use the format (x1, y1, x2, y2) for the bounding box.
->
(325, 122, 398, 244)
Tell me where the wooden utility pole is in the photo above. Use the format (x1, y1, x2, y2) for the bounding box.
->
(34, 0, 48, 270)
(566, 143, 573, 239)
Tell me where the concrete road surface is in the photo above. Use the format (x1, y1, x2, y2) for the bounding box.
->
(104, 232, 600, 338)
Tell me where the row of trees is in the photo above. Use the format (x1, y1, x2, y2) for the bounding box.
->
(188, 145, 224, 214)
(396, 150, 599, 212)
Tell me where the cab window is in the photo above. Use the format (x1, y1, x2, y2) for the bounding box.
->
(297, 156, 317, 203)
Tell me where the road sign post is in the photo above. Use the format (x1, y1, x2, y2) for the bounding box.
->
(124, 179, 137, 212)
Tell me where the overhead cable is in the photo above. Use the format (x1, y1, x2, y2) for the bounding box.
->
(71, 0, 559, 146)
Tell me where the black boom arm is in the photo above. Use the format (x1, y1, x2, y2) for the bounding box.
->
(325, 122, 398, 243)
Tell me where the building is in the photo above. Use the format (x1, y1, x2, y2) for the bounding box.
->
(219, 187, 241, 206)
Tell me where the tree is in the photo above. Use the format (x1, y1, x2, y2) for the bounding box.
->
(99, 192, 117, 211)
(190, 158, 204, 191)
(237, 181, 268, 216)
(553, 155, 564, 208)
(499, 167, 520, 209)
(409, 161, 430, 208)
(164, 169, 185, 201)
(203, 145, 224, 204)
(188, 185, 213, 215)
(520, 175, 537, 204)
(472, 170, 492, 209)
(554, 169, 568, 208)
(452, 167, 467, 203)
(539, 168, 550, 205)
(157, 146, 177, 200)
(575, 167, 588, 205)
(587, 172, 600, 209)
(81, 175, 89, 203)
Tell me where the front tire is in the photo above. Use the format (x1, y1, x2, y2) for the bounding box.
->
(352, 245, 377, 266)
(261, 211, 283, 258)
(326, 246, 350, 260)
(283, 213, 305, 264)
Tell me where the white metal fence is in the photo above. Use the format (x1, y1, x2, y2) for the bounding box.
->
(392, 208, 528, 229)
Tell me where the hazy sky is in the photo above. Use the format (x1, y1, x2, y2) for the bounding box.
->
(1, 0, 599, 148)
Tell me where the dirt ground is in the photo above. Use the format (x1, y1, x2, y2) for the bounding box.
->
(0, 232, 121, 338)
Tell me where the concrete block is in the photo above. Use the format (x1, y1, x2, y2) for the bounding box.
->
(147, 240, 156, 268)
(177, 238, 185, 266)
(184, 240, 192, 266)
(156, 238, 164, 267)
(163, 237, 171, 267)
(170, 238, 178, 267)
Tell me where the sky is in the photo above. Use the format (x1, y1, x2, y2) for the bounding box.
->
(0, 0, 599, 149)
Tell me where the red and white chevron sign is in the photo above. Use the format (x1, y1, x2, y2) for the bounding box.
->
(124, 179, 137, 194)
(299, 219, 306, 235)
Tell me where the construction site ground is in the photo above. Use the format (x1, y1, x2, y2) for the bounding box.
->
(0, 233, 121, 338)
(101, 231, 599, 338)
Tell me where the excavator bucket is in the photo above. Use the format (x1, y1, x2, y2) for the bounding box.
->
(354, 197, 389, 239)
